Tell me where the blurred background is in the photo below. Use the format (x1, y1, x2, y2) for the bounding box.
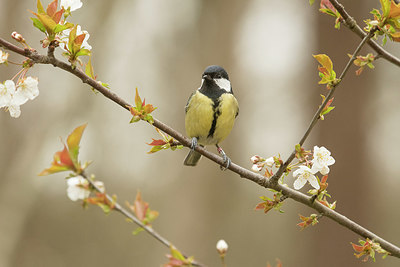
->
(1, 0, 400, 266)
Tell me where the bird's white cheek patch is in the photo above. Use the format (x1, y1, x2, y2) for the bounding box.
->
(214, 78, 231, 92)
(197, 79, 205, 90)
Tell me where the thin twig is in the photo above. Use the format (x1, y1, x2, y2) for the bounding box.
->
(1, 37, 400, 258)
(81, 171, 205, 267)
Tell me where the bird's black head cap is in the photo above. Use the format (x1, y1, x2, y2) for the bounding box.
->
(203, 65, 229, 80)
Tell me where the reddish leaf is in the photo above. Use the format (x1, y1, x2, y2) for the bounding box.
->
(320, 0, 336, 12)
(52, 8, 64, 24)
(46, 0, 58, 17)
(57, 145, 74, 168)
(133, 191, 148, 221)
(144, 103, 156, 114)
(389, 0, 400, 18)
(314, 54, 333, 73)
(147, 139, 167, 146)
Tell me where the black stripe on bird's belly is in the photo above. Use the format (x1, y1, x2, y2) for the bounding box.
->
(208, 98, 221, 138)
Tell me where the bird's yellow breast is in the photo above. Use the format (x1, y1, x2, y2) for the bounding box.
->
(185, 91, 238, 146)
(213, 93, 238, 143)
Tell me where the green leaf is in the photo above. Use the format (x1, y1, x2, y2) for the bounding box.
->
(37, 0, 45, 14)
(101, 82, 110, 89)
(38, 164, 70, 176)
(321, 106, 335, 116)
(380, 0, 391, 18)
(132, 227, 144, 235)
(135, 88, 143, 110)
(170, 246, 186, 261)
(98, 203, 112, 214)
(68, 25, 77, 53)
(85, 57, 94, 78)
(370, 9, 382, 19)
(383, 34, 388, 45)
(309, 0, 315, 5)
(35, 12, 57, 34)
(320, 8, 336, 17)
(75, 48, 91, 57)
(31, 17, 46, 33)
(144, 114, 154, 124)
(129, 116, 140, 123)
(67, 123, 87, 169)
(53, 22, 74, 33)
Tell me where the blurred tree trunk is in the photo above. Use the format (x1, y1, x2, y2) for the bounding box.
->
(312, 1, 375, 266)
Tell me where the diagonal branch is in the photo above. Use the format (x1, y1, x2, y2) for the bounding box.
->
(329, 0, 400, 67)
(1, 37, 400, 258)
(270, 27, 377, 184)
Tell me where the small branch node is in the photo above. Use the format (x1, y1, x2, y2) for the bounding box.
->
(310, 194, 318, 204)
(346, 16, 357, 29)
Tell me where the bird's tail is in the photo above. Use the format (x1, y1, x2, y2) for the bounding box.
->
(184, 150, 202, 166)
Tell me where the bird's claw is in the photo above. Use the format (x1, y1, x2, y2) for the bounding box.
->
(220, 156, 231, 171)
(216, 145, 231, 171)
(190, 137, 198, 150)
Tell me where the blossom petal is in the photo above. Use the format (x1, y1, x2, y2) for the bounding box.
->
(4, 80, 16, 94)
(60, 0, 83, 11)
(294, 176, 307, 190)
(308, 175, 320, 189)
(8, 105, 21, 118)
(320, 166, 330, 175)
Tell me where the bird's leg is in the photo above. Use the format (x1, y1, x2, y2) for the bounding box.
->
(190, 137, 198, 150)
(216, 144, 231, 170)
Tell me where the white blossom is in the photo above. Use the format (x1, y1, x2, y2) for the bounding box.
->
(0, 50, 8, 64)
(310, 146, 335, 175)
(0, 78, 40, 118)
(0, 80, 13, 107)
(60, 0, 83, 11)
(0, 80, 29, 118)
(216, 239, 228, 254)
(17, 77, 39, 100)
(7, 104, 21, 118)
(293, 166, 320, 190)
(67, 176, 90, 201)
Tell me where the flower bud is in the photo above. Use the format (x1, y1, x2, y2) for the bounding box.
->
(11, 31, 25, 43)
(252, 164, 263, 172)
(216, 239, 228, 255)
(250, 155, 261, 164)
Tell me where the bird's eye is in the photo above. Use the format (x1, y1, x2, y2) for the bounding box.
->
(216, 74, 221, 78)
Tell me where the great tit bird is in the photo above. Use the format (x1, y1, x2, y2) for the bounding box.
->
(184, 65, 239, 168)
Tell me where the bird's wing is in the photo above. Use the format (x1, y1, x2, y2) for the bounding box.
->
(184, 91, 196, 114)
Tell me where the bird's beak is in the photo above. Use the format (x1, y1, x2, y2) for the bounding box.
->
(203, 74, 212, 81)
